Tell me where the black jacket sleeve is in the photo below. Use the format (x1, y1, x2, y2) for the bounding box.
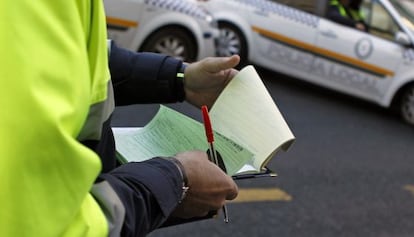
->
(88, 42, 191, 237)
(109, 41, 185, 105)
(88, 42, 189, 237)
(93, 158, 184, 237)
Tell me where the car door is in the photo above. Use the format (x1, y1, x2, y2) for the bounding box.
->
(104, 0, 145, 47)
(247, 1, 321, 79)
(313, 0, 403, 102)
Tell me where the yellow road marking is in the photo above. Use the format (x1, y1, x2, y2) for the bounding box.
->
(229, 188, 292, 203)
(403, 185, 414, 197)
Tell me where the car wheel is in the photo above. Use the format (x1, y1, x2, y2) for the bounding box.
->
(400, 84, 414, 125)
(140, 27, 197, 62)
(216, 22, 248, 67)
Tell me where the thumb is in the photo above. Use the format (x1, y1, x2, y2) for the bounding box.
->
(205, 55, 240, 73)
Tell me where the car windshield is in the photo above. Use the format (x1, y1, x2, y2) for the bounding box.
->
(389, 0, 414, 33)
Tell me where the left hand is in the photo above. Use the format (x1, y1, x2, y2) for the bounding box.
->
(183, 55, 240, 108)
(172, 150, 238, 219)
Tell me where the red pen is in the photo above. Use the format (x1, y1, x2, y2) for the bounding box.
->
(201, 105, 229, 223)
(201, 105, 218, 164)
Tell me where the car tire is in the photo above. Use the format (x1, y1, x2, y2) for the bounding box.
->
(400, 84, 414, 125)
(140, 27, 197, 62)
(216, 22, 248, 67)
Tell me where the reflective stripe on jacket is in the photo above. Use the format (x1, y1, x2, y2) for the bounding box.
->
(330, 0, 349, 17)
(349, 8, 364, 21)
(0, 0, 110, 236)
(330, 0, 364, 21)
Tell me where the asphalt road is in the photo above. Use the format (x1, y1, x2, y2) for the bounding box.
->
(111, 67, 414, 237)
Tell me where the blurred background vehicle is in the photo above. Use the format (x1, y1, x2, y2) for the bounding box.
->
(196, 0, 414, 125)
(104, 0, 219, 62)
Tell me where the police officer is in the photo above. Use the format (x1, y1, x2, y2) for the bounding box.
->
(1, 1, 239, 236)
(327, 0, 367, 31)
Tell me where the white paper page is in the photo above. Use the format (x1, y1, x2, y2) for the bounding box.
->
(210, 66, 295, 170)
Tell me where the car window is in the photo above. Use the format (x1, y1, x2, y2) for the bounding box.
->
(269, 0, 323, 14)
(271, 0, 315, 12)
(271, 0, 329, 16)
(361, 0, 401, 41)
(390, 0, 414, 34)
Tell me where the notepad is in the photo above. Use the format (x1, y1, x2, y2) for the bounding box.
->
(112, 65, 295, 176)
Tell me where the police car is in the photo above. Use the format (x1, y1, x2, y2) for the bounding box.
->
(197, 0, 414, 125)
(104, 0, 218, 62)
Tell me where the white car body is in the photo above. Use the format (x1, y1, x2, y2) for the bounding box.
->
(197, 0, 414, 124)
(104, 0, 218, 62)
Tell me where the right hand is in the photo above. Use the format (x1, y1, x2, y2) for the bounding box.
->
(172, 150, 238, 219)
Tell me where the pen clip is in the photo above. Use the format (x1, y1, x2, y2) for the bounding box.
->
(206, 150, 227, 173)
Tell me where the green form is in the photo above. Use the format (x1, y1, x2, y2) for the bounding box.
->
(113, 105, 253, 176)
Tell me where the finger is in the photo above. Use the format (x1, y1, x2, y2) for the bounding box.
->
(205, 55, 240, 73)
(225, 179, 239, 200)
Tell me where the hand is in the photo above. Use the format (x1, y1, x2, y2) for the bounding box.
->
(184, 55, 240, 109)
(356, 22, 366, 31)
(172, 150, 238, 219)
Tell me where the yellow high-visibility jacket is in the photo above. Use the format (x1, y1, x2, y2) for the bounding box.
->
(0, 0, 110, 236)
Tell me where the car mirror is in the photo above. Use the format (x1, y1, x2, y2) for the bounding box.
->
(395, 31, 412, 46)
